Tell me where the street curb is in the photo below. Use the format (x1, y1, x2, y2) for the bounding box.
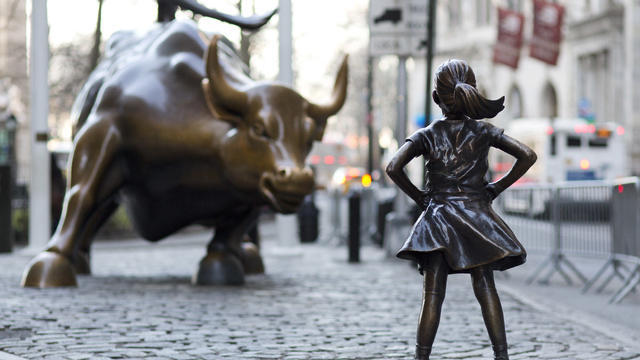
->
(500, 283, 640, 352)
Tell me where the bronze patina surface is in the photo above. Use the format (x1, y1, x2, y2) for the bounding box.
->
(386, 59, 536, 360)
(21, 20, 348, 288)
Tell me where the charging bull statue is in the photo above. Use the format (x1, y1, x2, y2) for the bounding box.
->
(21, 18, 348, 288)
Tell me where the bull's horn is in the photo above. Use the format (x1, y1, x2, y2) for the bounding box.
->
(307, 55, 349, 135)
(203, 35, 248, 115)
(169, 0, 277, 31)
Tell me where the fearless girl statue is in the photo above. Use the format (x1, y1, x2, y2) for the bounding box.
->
(386, 59, 537, 360)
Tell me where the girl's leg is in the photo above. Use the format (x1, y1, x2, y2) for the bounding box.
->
(470, 266, 509, 360)
(416, 252, 449, 360)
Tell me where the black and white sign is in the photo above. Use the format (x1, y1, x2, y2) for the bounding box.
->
(369, 0, 429, 56)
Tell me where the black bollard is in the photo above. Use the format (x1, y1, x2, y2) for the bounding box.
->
(297, 193, 319, 243)
(348, 190, 360, 263)
(0, 165, 12, 253)
(374, 195, 394, 247)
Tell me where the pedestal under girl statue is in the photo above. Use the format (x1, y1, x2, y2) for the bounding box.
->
(386, 59, 537, 360)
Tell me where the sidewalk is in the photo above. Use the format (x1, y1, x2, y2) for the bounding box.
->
(0, 219, 638, 359)
(499, 251, 640, 348)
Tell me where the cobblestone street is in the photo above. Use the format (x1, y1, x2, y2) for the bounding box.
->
(0, 220, 638, 359)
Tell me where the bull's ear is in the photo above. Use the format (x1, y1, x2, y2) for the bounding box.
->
(307, 54, 349, 141)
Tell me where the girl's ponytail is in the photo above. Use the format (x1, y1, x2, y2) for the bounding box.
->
(435, 59, 505, 119)
(453, 82, 505, 119)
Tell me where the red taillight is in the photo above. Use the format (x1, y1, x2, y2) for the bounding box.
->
(618, 184, 624, 194)
(545, 126, 554, 135)
(617, 126, 625, 135)
(346, 168, 361, 178)
(310, 155, 321, 165)
(575, 124, 595, 134)
(324, 155, 335, 165)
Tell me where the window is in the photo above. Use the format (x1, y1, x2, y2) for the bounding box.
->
(507, 0, 523, 12)
(550, 134, 557, 156)
(577, 50, 609, 123)
(567, 136, 582, 147)
(476, 0, 492, 26)
(588, 138, 608, 148)
(448, 0, 461, 27)
(542, 83, 558, 118)
(508, 85, 523, 119)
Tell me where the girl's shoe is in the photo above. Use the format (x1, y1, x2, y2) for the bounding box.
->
(493, 344, 509, 360)
(415, 345, 431, 360)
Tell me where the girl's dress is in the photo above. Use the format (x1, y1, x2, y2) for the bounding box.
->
(396, 118, 526, 273)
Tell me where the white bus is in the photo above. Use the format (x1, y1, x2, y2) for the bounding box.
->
(490, 118, 628, 184)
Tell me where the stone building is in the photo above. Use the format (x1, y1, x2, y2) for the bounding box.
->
(407, 0, 640, 176)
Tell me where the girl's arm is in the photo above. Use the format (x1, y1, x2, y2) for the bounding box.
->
(487, 134, 537, 198)
(385, 141, 426, 209)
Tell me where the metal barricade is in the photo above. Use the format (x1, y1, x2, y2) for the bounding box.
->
(582, 178, 640, 303)
(497, 179, 640, 303)
(320, 188, 346, 244)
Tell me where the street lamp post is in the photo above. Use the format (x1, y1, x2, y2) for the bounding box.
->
(29, 0, 51, 250)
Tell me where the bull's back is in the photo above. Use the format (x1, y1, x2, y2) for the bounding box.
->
(71, 20, 239, 134)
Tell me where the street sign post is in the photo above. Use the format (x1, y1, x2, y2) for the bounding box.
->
(369, 0, 428, 57)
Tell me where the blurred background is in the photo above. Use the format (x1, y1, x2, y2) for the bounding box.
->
(1, 1, 639, 297)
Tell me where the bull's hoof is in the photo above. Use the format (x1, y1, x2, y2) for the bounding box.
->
(71, 251, 91, 275)
(192, 251, 245, 286)
(240, 242, 265, 274)
(21, 251, 78, 288)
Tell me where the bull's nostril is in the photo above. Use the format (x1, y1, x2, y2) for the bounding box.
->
(278, 167, 291, 178)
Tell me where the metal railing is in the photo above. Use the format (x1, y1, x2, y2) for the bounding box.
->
(496, 178, 640, 303)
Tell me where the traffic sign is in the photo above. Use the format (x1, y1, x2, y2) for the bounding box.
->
(370, 35, 410, 57)
(369, 0, 430, 56)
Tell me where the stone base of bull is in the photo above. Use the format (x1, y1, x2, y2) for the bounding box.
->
(192, 251, 246, 286)
(240, 242, 265, 275)
(21, 251, 79, 288)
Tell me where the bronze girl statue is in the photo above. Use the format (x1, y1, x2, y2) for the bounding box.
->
(386, 59, 536, 360)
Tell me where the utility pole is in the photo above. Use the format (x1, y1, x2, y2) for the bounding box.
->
(366, 56, 374, 175)
(278, 0, 293, 86)
(394, 56, 408, 216)
(29, 0, 50, 250)
(238, 0, 253, 71)
(423, 0, 437, 188)
(276, 0, 296, 244)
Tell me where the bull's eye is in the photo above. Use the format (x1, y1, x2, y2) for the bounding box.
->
(251, 122, 270, 139)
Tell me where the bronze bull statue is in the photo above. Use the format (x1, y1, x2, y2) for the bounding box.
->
(21, 19, 348, 287)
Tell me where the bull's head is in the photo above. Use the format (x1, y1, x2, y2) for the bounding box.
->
(202, 36, 348, 213)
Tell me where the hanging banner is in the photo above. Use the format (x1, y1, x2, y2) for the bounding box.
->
(530, 0, 565, 65)
(492, 8, 525, 69)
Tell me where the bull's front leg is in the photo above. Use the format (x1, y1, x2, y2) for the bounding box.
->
(21, 118, 123, 287)
(193, 208, 262, 285)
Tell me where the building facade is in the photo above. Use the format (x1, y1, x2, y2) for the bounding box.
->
(0, 0, 30, 184)
(407, 0, 640, 176)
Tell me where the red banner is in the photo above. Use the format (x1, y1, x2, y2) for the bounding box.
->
(530, 0, 565, 65)
(493, 8, 525, 69)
